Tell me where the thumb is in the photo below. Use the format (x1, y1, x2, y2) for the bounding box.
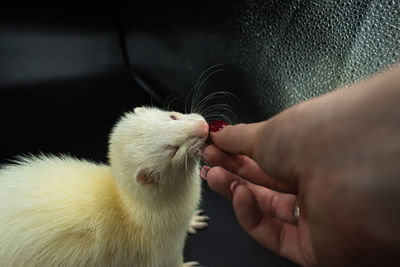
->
(210, 122, 266, 159)
(211, 114, 301, 187)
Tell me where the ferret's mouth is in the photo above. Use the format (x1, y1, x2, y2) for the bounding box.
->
(167, 137, 206, 158)
(188, 137, 207, 155)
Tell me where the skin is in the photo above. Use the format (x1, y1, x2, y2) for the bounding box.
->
(200, 65, 400, 266)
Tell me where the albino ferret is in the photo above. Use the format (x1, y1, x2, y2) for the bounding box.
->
(0, 106, 209, 267)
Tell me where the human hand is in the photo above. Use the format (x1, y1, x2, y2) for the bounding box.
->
(201, 132, 317, 266)
(200, 66, 400, 266)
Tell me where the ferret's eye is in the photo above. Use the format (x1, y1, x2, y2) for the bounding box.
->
(170, 115, 178, 120)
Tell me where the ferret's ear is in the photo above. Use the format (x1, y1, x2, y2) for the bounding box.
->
(134, 107, 146, 114)
(137, 169, 159, 185)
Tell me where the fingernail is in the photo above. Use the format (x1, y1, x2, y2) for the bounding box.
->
(200, 166, 210, 180)
(209, 120, 229, 132)
(230, 181, 238, 195)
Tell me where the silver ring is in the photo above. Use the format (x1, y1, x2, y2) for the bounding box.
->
(294, 200, 300, 222)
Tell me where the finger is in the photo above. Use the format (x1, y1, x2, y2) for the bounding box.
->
(210, 122, 265, 158)
(203, 166, 245, 199)
(232, 184, 306, 265)
(231, 182, 263, 232)
(204, 166, 299, 225)
(202, 144, 296, 193)
(267, 191, 298, 225)
(210, 111, 303, 187)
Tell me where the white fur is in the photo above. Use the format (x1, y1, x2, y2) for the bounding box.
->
(0, 106, 208, 267)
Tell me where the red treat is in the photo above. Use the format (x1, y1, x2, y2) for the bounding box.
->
(209, 120, 229, 132)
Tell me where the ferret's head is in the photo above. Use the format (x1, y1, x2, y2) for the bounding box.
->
(108, 106, 208, 190)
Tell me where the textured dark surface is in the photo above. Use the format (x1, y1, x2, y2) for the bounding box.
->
(125, 0, 400, 122)
(0, 1, 399, 266)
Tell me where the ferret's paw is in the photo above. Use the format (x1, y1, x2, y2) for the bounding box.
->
(183, 261, 201, 267)
(188, 209, 209, 234)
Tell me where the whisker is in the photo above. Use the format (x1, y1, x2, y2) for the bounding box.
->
(203, 113, 233, 124)
(193, 64, 224, 93)
(186, 65, 219, 114)
(201, 105, 235, 114)
(201, 110, 235, 121)
(184, 66, 239, 128)
(194, 91, 238, 114)
(185, 153, 189, 183)
(201, 106, 235, 116)
(191, 64, 225, 113)
(199, 103, 235, 113)
(185, 86, 194, 114)
(163, 95, 172, 110)
(167, 96, 180, 111)
(192, 69, 226, 112)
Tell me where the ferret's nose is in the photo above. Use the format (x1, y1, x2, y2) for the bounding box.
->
(196, 121, 209, 138)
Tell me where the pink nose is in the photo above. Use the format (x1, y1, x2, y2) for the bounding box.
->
(196, 120, 209, 138)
